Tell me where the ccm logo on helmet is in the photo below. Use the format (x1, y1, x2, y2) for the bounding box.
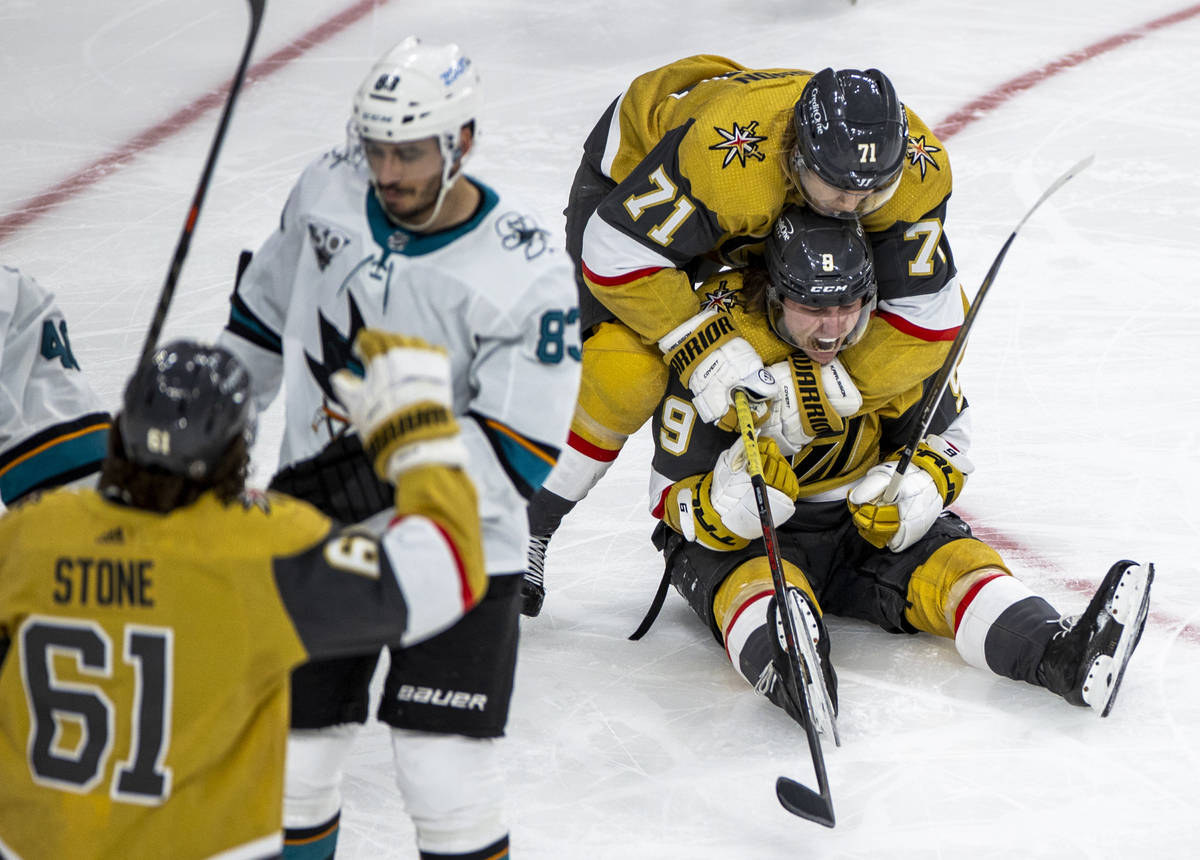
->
(811, 285, 848, 293)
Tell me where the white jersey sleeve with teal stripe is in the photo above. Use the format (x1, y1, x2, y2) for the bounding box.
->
(0, 266, 110, 505)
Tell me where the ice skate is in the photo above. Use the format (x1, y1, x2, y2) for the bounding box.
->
(762, 589, 839, 742)
(1037, 560, 1153, 717)
(520, 533, 550, 617)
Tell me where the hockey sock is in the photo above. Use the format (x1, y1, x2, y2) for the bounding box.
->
(419, 834, 509, 860)
(954, 573, 1059, 685)
(527, 485, 579, 538)
(722, 590, 776, 690)
(282, 811, 340, 860)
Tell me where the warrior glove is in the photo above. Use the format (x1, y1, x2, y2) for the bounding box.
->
(761, 354, 861, 455)
(658, 309, 778, 428)
(707, 436, 799, 540)
(665, 436, 799, 552)
(847, 434, 973, 551)
(331, 330, 468, 483)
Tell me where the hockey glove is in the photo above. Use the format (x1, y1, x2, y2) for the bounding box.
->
(709, 435, 799, 539)
(658, 309, 777, 427)
(665, 436, 798, 551)
(847, 434, 973, 551)
(760, 354, 862, 455)
(331, 329, 468, 483)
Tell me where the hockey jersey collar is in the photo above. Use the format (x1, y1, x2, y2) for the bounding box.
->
(365, 178, 500, 258)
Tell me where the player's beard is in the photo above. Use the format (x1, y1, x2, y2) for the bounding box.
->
(374, 173, 443, 226)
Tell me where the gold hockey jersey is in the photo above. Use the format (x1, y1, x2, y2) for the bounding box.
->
(578, 55, 959, 348)
(650, 268, 966, 534)
(0, 472, 484, 860)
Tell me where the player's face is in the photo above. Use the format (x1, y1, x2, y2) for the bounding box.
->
(776, 297, 865, 365)
(363, 136, 445, 224)
(792, 157, 902, 220)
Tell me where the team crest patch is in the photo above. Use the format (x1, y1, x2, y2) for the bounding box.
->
(496, 212, 549, 259)
(701, 282, 739, 312)
(709, 121, 767, 167)
(906, 134, 942, 179)
(307, 221, 351, 271)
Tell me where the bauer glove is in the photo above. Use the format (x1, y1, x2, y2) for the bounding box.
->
(658, 309, 778, 428)
(331, 330, 468, 483)
(760, 354, 862, 455)
(847, 434, 973, 551)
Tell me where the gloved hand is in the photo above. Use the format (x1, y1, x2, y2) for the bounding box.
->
(665, 436, 799, 551)
(708, 435, 799, 539)
(659, 309, 778, 426)
(847, 434, 972, 551)
(331, 329, 468, 483)
(761, 354, 862, 455)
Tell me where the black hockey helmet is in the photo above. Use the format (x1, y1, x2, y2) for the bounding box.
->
(118, 340, 254, 481)
(792, 68, 908, 214)
(765, 206, 876, 348)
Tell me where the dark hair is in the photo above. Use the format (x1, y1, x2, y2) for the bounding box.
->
(740, 265, 771, 313)
(99, 419, 249, 513)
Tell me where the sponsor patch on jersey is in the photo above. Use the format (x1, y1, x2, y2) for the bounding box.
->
(709, 121, 768, 168)
(496, 212, 548, 259)
(306, 221, 352, 271)
(906, 134, 942, 179)
(701, 282, 739, 312)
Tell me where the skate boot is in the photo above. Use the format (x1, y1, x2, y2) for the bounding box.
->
(520, 533, 551, 617)
(1037, 560, 1153, 717)
(759, 588, 839, 740)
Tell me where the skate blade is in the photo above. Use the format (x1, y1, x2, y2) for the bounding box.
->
(805, 683, 840, 746)
(1085, 563, 1153, 717)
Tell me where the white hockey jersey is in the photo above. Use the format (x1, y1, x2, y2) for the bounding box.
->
(0, 265, 110, 507)
(218, 149, 581, 573)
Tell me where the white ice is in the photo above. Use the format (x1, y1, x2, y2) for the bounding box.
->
(2, 0, 1199, 857)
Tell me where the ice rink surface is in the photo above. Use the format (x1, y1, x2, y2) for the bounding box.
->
(2, 0, 1199, 856)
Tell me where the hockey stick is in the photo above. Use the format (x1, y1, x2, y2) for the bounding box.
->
(732, 389, 836, 829)
(881, 154, 1094, 502)
(137, 0, 267, 368)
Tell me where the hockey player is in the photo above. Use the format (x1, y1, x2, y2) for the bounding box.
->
(0, 264, 110, 507)
(0, 332, 487, 858)
(523, 57, 962, 617)
(647, 206, 1152, 730)
(216, 37, 579, 860)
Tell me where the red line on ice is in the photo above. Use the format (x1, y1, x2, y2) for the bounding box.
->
(1, 0, 1196, 643)
(0, 0, 390, 244)
(934, 3, 1200, 139)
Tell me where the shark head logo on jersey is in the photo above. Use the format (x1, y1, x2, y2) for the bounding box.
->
(306, 221, 352, 271)
(496, 212, 548, 260)
(709, 121, 767, 168)
(304, 291, 367, 435)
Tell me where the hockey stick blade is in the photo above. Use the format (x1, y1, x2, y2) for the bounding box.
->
(882, 154, 1094, 499)
(777, 776, 836, 828)
(138, 0, 266, 367)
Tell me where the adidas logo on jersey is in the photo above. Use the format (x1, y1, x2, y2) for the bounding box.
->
(96, 526, 125, 544)
(395, 684, 488, 711)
